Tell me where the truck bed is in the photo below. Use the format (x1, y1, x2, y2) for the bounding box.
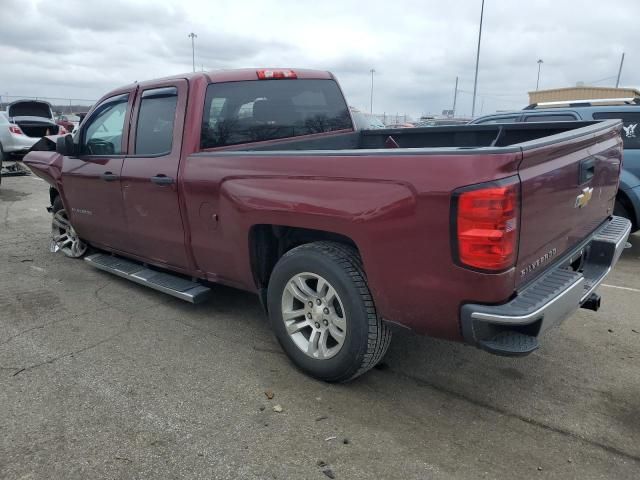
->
(185, 119, 622, 338)
(220, 121, 602, 153)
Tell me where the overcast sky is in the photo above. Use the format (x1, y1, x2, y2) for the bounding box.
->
(1, 0, 638, 118)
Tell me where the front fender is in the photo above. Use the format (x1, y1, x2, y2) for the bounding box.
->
(22, 150, 65, 201)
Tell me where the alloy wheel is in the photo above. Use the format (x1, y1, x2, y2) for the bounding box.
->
(280, 272, 347, 360)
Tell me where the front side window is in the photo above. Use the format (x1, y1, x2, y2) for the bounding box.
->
(200, 79, 352, 148)
(82, 94, 129, 155)
(135, 87, 178, 155)
(592, 112, 640, 149)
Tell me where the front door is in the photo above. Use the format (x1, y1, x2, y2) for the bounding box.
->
(61, 92, 134, 250)
(120, 80, 191, 270)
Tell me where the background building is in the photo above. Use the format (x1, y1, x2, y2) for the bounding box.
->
(528, 86, 640, 105)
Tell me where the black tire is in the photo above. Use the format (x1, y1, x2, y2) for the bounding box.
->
(52, 196, 64, 215)
(0, 143, 5, 185)
(267, 241, 392, 382)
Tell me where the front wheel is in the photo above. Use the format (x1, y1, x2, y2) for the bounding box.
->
(267, 241, 391, 382)
(51, 196, 88, 258)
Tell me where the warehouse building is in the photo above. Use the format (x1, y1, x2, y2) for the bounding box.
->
(528, 85, 640, 106)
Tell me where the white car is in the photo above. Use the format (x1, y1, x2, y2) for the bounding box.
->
(0, 111, 40, 161)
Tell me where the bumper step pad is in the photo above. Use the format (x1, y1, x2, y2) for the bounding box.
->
(461, 215, 632, 357)
(85, 253, 211, 304)
(478, 331, 539, 357)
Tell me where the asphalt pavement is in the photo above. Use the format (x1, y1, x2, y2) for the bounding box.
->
(1, 174, 639, 479)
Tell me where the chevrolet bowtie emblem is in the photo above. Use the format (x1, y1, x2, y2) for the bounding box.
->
(574, 187, 594, 209)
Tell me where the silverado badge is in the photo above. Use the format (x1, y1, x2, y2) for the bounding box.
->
(574, 187, 594, 209)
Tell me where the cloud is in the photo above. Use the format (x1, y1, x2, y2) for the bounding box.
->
(0, 0, 637, 118)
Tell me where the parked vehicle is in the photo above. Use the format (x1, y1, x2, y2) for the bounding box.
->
(24, 69, 631, 382)
(471, 100, 640, 231)
(56, 114, 81, 133)
(351, 110, 386, 130)
(414, 118, 471, 127)
(0, 112, 41, 182)
(6, 100, 62, 139)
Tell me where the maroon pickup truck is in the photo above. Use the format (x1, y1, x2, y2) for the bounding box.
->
(24, 68, 631, 382)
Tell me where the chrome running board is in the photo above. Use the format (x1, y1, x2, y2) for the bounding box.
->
(85, 253, 211, 304)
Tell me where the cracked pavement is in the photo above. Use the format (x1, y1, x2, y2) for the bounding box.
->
(1, 174, 639, 479)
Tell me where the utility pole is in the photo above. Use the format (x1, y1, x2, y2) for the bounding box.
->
(188, 32, 197, 72)
(471, 0, 485, 118)
(536, 59, 543, 90)
(369, 69, 375, 114)
(615, 52, 625, 88)
(452, 76, 459, 117)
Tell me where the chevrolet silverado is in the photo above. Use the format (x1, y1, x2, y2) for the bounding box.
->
(24, 68, 632, 382)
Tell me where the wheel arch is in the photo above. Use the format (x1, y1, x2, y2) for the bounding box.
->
(248, 224, 360, 302)
(616, 189, 638, 230)
(49, 186, 60, 206)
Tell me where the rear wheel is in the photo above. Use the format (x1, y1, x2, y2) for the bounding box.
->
(267, 241, 391, 382)
(51, 196, 88, 258)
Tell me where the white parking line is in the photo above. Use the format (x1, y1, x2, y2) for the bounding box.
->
(601, 284, 640, 293)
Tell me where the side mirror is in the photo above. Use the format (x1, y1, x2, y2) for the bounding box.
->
(56, 134, 75, 156)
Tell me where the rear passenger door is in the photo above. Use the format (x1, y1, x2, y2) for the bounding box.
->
(120, 80, 191, 270)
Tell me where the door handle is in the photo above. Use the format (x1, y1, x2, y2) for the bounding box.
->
(150, 174, 174, 186)
(579, 158, 595, 184)
(100, 172, 119, 182)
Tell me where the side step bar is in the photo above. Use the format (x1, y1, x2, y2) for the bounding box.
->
(85, 253, 211, 304)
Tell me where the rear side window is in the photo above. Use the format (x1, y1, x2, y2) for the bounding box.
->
(476, 116, 518, 124)
(200, 79, 352, 148)
(135, 87, 178, 155)
(592, 112, 640, 149)
(523, 114, 577, 122)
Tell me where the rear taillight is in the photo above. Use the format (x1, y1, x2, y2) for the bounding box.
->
(9, 125, 23, 135)
(257, 69, 297, 79)
(453, 179, 520, 272)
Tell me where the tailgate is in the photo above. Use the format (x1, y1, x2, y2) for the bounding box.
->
(515, 120, 623, 288)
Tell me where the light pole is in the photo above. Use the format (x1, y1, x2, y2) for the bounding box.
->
(471, 0, 485, 118)
(369, 69, 375, 114)
(188, 32, 197, 72)
(452, 76, 459, 118)
(536, 59, 543, 90)
(615, 52, 625, 88)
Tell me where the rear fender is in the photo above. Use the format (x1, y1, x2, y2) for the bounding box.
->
(220, 176, 417, 313)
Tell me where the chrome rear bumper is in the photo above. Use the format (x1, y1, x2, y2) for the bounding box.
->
(460, 216, 632, 356)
